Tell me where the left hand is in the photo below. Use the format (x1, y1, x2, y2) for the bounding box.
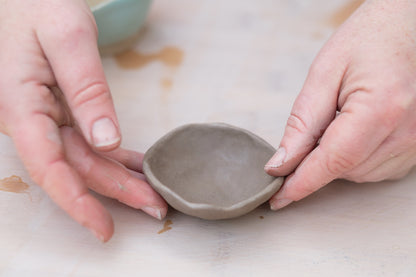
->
(0, 0, 167, 242)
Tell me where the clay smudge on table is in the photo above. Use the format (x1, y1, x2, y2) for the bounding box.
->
(160, 77, 173, 90)
(311, 31, 325, 40)
(0, 175, 29, 194)
(115, 46, 184, 70)
(259, 216, 264, 219)
(157, 219, 173, 234)
(328, 0, 365, 27)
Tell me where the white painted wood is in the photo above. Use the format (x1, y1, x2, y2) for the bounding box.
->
(1, 0, 415, 276)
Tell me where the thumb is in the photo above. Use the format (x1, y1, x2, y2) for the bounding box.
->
(38, 3, 121, 151)
(265, 48, 345, 176)
(269, 99, 394, 210)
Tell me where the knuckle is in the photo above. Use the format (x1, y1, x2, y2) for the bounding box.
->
(55, 21, 96, 45)
(379, 101, 406, 129)
(286, 112, 309, 136)
(71, 82, 110, 109)
(377, 85, 415, 128)
(325, 152, 357, 177)
(307, 55, 333, 84)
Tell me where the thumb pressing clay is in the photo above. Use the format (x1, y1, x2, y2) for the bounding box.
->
(143, 123, 284, 220)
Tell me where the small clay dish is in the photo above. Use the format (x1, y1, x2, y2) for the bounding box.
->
(143, 123, 283, 220)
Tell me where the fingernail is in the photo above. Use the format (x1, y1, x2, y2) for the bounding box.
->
(265, 147, 286, 169)
(89, 228, 105, 242)
(142, 206, 163, 220)
(270, 198, 293, 211)
(92, 117, 120, 148)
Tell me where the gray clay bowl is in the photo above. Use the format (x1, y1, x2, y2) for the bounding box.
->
(143, 123, 284, 220)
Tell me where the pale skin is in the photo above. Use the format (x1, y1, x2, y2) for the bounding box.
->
(1, 0, 415, 242)
(265, 0, 416, 210)
(0, 0, 167, 242)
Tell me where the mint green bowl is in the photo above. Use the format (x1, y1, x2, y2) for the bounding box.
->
(90, 0, 152, 53)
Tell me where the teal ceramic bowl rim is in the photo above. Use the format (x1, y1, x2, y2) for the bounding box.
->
(89, 0, 112, 10)
(91, 0, 152, 47)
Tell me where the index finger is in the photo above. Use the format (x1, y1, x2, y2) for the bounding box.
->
(264, 44, 345, 176)
(36, 1, 121, 151)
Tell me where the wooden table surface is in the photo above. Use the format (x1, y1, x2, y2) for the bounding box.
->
(1, 0, 415, 276)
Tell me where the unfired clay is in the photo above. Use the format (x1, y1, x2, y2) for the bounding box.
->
(143, 123, 283, 220)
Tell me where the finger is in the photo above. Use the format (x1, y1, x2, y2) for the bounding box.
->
(9, 110, 113, 241)
(340, 131, 416, 182)
(60, 127, 168, 220)
(346, 147, 416, 183)
(36, 2, 121, 151)
(269, 100, 394, 210)
(265, 45, 346, 176)
(50, 86, 76, 127)
(365, 152, 416, 182)
(128, 169, 147, 181)
(102, 148, 145, 173)
(388, 164, 416, 181)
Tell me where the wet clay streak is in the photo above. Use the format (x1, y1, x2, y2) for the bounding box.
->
(160, 78, 173, 90)
(115, 47, 184, 70)
(259, 216, 264, 219)
(329, 0, 365, 27)
(0, 175, 29, 194)
(158, 219, 173, 234)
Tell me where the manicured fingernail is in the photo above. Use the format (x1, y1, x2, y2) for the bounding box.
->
(270, 198, 293, 211)
(265, 147, 286, 169)
(142, 206, 163, 220)
(92, 117, 120, 148)
(89, 228, 105, 242)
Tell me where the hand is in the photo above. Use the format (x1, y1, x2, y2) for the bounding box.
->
(0, 0, 167, 241)
(265, 0, 416, 210)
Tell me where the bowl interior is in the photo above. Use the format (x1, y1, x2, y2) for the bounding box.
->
(145, 124, 276, 207)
